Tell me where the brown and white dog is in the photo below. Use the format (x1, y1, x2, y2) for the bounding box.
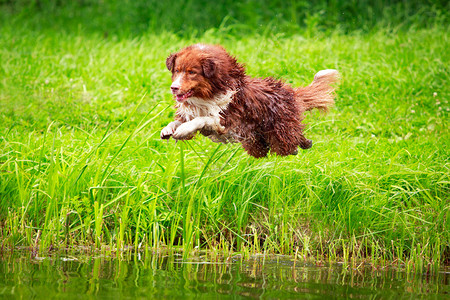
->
(161, 44, 338, 158)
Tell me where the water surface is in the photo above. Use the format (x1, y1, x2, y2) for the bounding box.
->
(0, 252, 448, 299)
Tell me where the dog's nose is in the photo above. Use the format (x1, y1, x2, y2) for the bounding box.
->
(171, 85, 180, 94)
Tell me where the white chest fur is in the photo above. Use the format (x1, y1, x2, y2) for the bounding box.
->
(177, 90, 235, 121)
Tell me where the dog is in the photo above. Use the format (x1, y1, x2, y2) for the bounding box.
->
(160, 44, 338, 158)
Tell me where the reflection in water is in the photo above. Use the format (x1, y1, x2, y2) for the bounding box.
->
(0, 252, 448, 299)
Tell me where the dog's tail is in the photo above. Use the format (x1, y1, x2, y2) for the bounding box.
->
(295, 69, 339, 112)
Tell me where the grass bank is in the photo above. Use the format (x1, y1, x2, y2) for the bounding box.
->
(0, 3, 449, 271)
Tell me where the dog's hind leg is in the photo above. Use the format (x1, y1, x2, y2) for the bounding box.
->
(298, 135, 313, 149)
(241, 134, 270, 158)
(266, 121, 308, 156)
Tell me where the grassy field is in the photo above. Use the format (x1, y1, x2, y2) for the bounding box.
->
(0, 1, 449, 270)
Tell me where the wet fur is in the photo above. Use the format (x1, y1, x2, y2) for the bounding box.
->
(161, 44, 339, 158)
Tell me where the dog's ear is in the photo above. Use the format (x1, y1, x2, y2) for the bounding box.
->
(202, 58, 216, 78)
(166, 53, 177, 72)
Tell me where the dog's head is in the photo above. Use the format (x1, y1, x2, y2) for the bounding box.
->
(166, 44, 244, 102)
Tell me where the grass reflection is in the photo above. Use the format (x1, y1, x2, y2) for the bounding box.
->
(0, 252, 448, 298)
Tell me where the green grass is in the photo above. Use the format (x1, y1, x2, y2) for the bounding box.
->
(0, 2, 449, 272)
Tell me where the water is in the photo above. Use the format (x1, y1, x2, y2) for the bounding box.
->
(0, 252, 448, 299)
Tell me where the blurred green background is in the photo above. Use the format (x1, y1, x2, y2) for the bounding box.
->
(2, 0, 448, 36)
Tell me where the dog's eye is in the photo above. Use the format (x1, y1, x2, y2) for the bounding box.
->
(188, 70, 196, 75)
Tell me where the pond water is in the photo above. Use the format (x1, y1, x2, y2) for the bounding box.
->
(0, 252, 448, 299)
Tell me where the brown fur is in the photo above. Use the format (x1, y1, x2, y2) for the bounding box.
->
(161, 44, 339, 158)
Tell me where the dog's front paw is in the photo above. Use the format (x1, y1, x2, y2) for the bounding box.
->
(172, 122, 197, 140)
(161, 126, 175, 139)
